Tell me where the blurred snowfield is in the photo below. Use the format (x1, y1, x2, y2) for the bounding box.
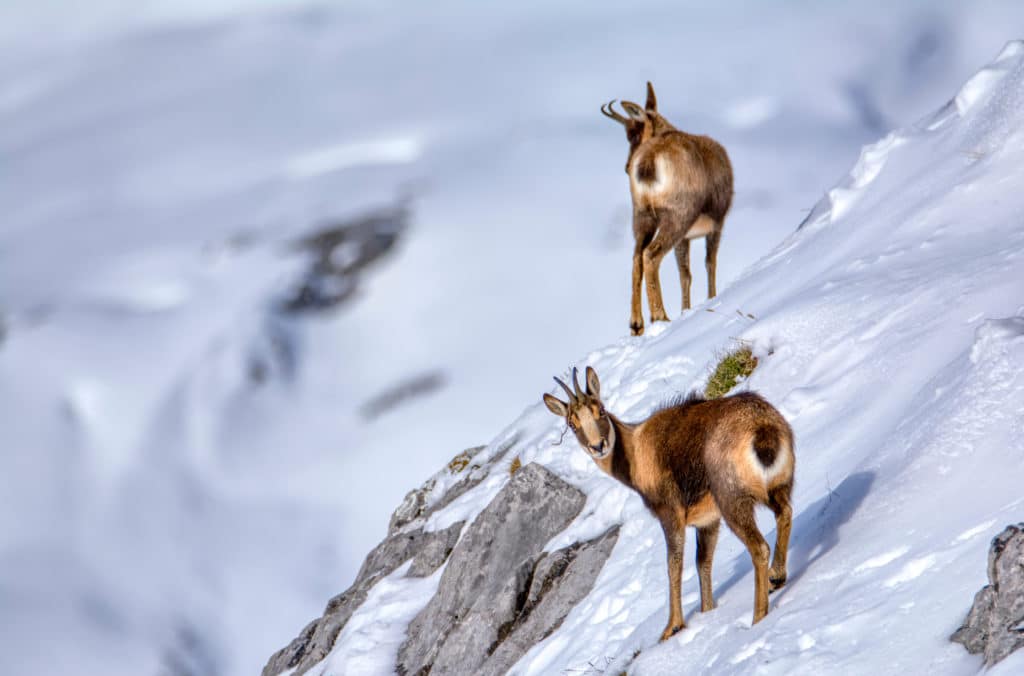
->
(2, 1, 1024, 674)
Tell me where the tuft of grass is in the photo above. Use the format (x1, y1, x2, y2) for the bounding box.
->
(447, 450, 471, 474)
(509, 456, 522, 476)
(704, 345, 758, 399)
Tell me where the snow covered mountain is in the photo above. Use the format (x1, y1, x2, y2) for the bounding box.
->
(3, 2, 1024, 675)
(269, 41, 1024, 675)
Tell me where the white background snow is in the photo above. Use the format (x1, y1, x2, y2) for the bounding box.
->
(2, 2, 1023, 675)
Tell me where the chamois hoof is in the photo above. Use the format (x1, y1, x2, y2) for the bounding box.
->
(769, 573, 787, 593)
(659, 623, 685, 641)
(630, 322, 644, 336)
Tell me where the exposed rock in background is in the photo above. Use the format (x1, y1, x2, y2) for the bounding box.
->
(951, 523, 1024, 665)
(360, 370, 447, 420)
(396, 463, 591, 676)
(280, 205, 409, 314)
(162, 621, 221, 676)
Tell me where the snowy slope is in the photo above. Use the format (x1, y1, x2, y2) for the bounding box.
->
(4, 2, 1024, 674)
(311, 42, 1024, 675)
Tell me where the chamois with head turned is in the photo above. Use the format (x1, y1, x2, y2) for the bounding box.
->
(542, 367, 794, 640)
(601, 82, 734, 336)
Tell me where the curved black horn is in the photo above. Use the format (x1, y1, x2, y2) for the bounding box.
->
(553, 376, 575, 402)
(572, 367, 584, 399)
(600, 99, 629, 124)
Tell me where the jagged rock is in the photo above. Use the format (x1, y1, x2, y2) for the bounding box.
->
(396, 463, 591, 676)
(388, 446, 487, 535)
(264, 455, 613, 676)
(389, 479, 435, 534)
(478, 526, 620, 676)
(262, 519, 465, 676)
(951, 523, 1024, 665)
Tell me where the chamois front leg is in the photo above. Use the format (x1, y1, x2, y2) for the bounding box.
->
(696, 521, 720, 612)
(658, 515, 686, 640)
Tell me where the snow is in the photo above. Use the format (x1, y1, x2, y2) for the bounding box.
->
(3, 1, 1024, 674)
(315, 40, 1024, 675)
(312, 562, 443, 676)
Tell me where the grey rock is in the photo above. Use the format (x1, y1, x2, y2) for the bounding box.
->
(397, 463, 590, 676)
(479, 526, 621, 676)
(409, 521, 466, 578)
(951, 523, 1024, 665)
(388, 445, 488, 536)
(389, 480, 435, 534)
(262, 520, 465, 676)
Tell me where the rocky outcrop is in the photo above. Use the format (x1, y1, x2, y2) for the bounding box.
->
(262, 519, 465, 676)
(264, 454, 621, 676)
(396, 463, 602, 675)
(476, 526, 620, 676)
(261, 447, 491, 676)
(951, 523, 1024, 665)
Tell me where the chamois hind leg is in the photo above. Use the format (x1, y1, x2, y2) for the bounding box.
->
(674, 239, 692, 311)
(657, 512, 687, 640)
(644, 206, 698, 323)
(631, 214, 656, 336)
(720, 497, 771, 624)
(696, 521, 720, 612)
(767, 483, 793, 592)
(705, 229, 721, 299)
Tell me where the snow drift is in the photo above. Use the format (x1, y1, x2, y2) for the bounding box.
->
(271, 42, 1024, 675)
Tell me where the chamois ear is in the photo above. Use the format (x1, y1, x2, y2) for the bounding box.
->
(585, 366, 601, 398)
(543, 393, 569, 417)
(645, 81, 658, 112)
(619, 100, 647, 121)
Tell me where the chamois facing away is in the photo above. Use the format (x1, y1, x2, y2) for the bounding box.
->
(601, 82, 734, 336)
(542, 367, 794, 640)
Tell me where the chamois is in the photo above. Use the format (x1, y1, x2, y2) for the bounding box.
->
(542, 367, 794, 640)
(601, 82, 734, 336)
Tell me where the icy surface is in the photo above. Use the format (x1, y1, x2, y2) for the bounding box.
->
(3, 1, 1024, 674)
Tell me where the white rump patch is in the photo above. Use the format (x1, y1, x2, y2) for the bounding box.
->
(630, 155, 674, 198)
(747, 439, 790, 485)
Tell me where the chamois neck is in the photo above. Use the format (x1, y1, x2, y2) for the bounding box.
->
(600, 414, 637, 488)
